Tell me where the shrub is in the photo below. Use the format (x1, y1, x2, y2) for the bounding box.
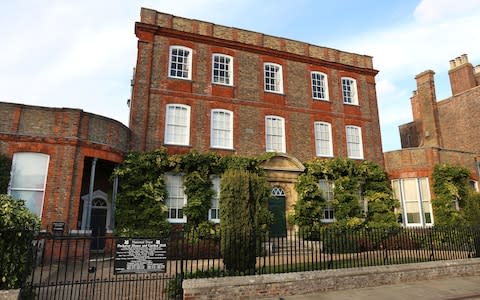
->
(322, 228, 372, 253)
(219, 169, 271, 273)
(0, 194, 39, 290)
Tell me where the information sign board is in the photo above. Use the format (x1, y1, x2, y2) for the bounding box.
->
(114, 239, 167, 274)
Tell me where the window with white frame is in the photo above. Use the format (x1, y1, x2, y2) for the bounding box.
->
(319, 179, 335, 222)
(392, 178, 433, 227)
(211, 109, 233, 149)
(342, 77, 358, 105)
(314, 122, 333, 157)
(311, 72, 329, 100)
(164, 104, 190, 146)
(209, 176, 221, 223)
(169, 46, 192, 80)
(265, 116, 286, 153)
(212, 54, 233, 85)
(8, 152, 49, 217)
(166, 174, 187, 223)
(264, 63, 283, 93)
(346, 125, 363, 159)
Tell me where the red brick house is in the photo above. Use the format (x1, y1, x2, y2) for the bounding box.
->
(384, 54, 480, 227)
(129, 8, 384, 229)
(1, 8, 384, 243)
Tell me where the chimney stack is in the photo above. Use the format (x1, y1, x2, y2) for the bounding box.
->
(475, 65, 480, 86)
(448, 54, 476, 95)
(411, 70, 442, 148)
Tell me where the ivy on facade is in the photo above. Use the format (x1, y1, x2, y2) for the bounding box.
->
(431, 163, 480, 226)
(113, 149, 273, 236)
(0, 153, 11, 193)
(292, 158, 399, 234)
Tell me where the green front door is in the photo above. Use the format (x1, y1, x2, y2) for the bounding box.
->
(269, 187, 287, 237)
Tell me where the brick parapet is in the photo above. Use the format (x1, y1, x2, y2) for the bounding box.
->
(137, 8, 377, 74)
(384, 147, 478, 181)
(0, 102, 130, 154)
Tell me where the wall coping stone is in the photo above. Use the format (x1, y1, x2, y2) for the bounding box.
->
(183, 258, 480, 299)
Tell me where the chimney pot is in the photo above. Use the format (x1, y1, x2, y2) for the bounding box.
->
(456, 57, 462, 65)
(474, 65, 480, 74)
(461, 54, 469, 64)
(449, 60, 456, 69)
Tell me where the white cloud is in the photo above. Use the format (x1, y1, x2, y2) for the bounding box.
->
(325, 2, 480, 150)
(414, 0, 480, 23)
(1, 1, 479, 151)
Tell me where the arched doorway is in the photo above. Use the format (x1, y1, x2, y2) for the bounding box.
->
(269, 187, 287, 237)
(90, 198, 108, 250)
(81, 190, 110, 251)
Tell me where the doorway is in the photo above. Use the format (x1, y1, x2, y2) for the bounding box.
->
(269, 187, 287, 237)
(90, 198, 107, 251)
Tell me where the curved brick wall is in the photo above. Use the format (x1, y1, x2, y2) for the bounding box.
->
(0, 101, 130, 228)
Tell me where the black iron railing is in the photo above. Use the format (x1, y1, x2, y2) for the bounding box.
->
(7, 226, 480, 299)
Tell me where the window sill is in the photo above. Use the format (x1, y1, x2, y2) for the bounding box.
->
(168, 76, 192, 81)
(321, 219, 335, 223)
(212, 82, 234, 87)
(317, 154, 334, 158)
(163, 143, 192, 148)
(403, 223, 433, 228)
(313, 98, 330, 102)
(348, 157, 364, 160)
(168, 219, 187, 224)
(210, 147, 235, 151)
(266, 150, 286, 154)
(343, 102, 360, 106)
(264, 90, 284, 95)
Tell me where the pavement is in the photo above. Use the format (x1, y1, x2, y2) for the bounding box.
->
(262, 275, 480, 300)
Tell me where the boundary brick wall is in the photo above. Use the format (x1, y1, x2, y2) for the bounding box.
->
(183, 258, 480, 299)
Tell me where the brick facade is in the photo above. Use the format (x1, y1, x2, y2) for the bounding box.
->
(129, 8, 384, 165)
(0, 102, 130, 230)
(399, 55, 480, 154)
(2, 8, 385, 238)
(385, 54, 480, 226)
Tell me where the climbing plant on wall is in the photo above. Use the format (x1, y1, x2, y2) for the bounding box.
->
(113, 149, 172, 237)
(113, 149, 274, 235)
(431, 164, 471, 226)
(292, 158, 399, 234)
(0, 153, 11, 194)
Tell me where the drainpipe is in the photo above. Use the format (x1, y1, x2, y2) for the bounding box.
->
(111, 165, 119, 231)
(86, 158, 97, 231)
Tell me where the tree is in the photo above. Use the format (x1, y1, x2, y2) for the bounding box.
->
(219, 169, 271, 273)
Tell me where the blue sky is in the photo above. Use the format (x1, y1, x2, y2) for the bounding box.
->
(1, 0, 480, 151)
